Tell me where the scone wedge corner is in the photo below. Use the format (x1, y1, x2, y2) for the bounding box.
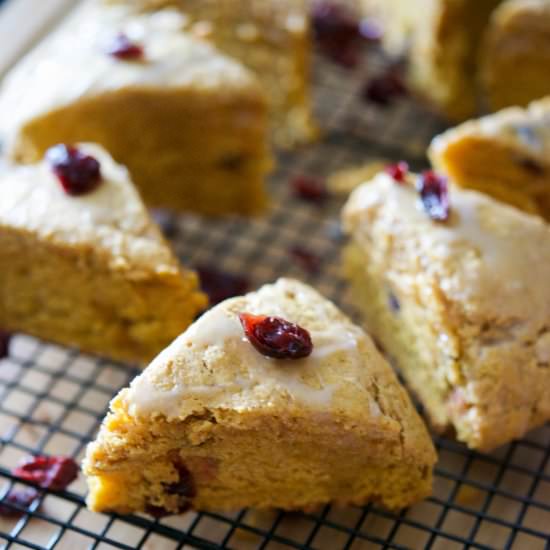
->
(83, 278, 436, 515)
(429, 96, 550, 221)
(342, 170, 550, 451)
(0, 143, 207, 364)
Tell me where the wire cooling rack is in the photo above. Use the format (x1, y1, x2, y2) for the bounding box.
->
(1, 7, 550, 549)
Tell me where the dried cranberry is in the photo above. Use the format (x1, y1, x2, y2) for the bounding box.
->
(363, 68, 407, 106)
(165, 464, 196, 499)
(197, 265, 249, 305)
(239, 313, 313, 360)
(311, 1, 362, 67)
(145, 504, 171, 519)
(291, 175, 328, 204)
(385, 161, 409, 183)
(289, 246, 321, 274)
(0, 330, 12, 359)
(0, 488, 39, 518)
(107, 33, 144, 60)
(46, 145, 102, 196)
(417, 170, 450, 222)
(12, 456, 78, 491)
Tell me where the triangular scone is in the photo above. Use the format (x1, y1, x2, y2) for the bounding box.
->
(84, 278, 436, 514)
(0, 143, 206, 364)
(429, 96, 550, 220)
(0, 0, 271, 216)
(360, 0, 500, 120)
(104, 0, 317, 147)
(343, 171, 550, 450)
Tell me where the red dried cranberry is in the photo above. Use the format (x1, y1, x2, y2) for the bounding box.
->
(46, 145, 102, 196)
(239, 313, 313, 360)
(197, 265, 249, 305)
(0, 488, 39, 518)
(311, 1, 362, 68)
(363, 68, 407, 106)
(107, 33, 144, 60)
(291, 175, 328, 204)
(0, 330, 12, 359)
(165, 464, 196, 499)
(289, 246, 321, 274)
(417, 170, 450, 222)
(12, 456, 78, 491)
(385, 161, 409, 183)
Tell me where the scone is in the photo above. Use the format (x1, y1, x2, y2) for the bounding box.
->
(0, 0, 271, 216)
(360, 0, 501, 120)
(83, 278, 436, 514)
(342, 170, 550, 450)
(103, 0, 317, 147)
(0, 143, 206, 364)
(429, 97, 550, 220)
(481, 0, 550, 111)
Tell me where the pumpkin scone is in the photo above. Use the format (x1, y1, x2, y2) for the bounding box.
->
(0, 0, 271, 216)
(83, 278, 436, 515)
(103, 0, 317, 147)
(342, 169, 550, 451)
(429, 96, 550, 220)
(481, 0, 550, 111)
(0, 143, 206, 364)
(360, 0, 501, 120)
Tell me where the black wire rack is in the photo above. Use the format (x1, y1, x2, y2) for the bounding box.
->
(1, 7, 550, 549)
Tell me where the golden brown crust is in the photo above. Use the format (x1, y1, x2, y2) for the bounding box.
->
(481, 0, 550, 111)
(343, 173, 550, 450)
(429, 97, 550, 220)
(0, 145, 206, 363)
(84, 279, 435, 514)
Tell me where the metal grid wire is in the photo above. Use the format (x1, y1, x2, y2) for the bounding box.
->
(0, 23, 549, 550)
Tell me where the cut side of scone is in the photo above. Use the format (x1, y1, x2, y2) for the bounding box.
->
(103, 0, 317, 147)
(0, 143, 206, 364)
(0, 0, 271, 216)
(481, 0, 550, 111)
(342, 169, 550, 451)
(429, 97, 550, 221)
(84, 278, 436, 514)
(360, 0, 501, 120)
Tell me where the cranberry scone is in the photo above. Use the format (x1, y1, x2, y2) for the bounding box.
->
(84, 278, 436, 514)
(429, 96, 550, 220)
(342, 169, 550, 450)
(103, 0, 317, 147)
(0, 143, 206, 364)
(0, 0, 271, 216)
(360, 0, 500, 120)
(481, 0, 550, 111)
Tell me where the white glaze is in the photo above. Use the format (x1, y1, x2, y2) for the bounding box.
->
(126, 300, 367, 417)
(355, 173, 539, 288)
(0, 143, 153, 239)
